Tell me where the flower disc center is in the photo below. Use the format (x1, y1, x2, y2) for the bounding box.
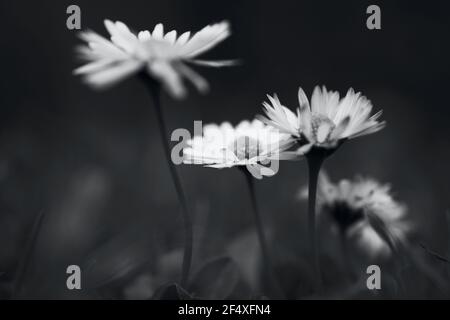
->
(327, 201, 365, 232)
(311, 113, 336, 143)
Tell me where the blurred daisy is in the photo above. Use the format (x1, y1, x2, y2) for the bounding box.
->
(183, 119, 296, 179)
(74, 19, 234, 98)
(258, 86, 385, 154)
(301, 173, 410, 258)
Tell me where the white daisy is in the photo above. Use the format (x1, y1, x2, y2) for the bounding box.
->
(301, 173, 410, 258)
(183, 119, 296, 179)
(258, 86, 385, 154)
(74, 20, 234, 98)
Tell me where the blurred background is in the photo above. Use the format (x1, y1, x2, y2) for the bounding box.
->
(0, 0, 449, 299)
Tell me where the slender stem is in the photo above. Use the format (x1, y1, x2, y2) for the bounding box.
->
(11, 210, 45, 299)
(339, 229, 354, 282)
(243, 170, 284, 298)
(140, 75, 193, 288)
(306, 156, 324, 293)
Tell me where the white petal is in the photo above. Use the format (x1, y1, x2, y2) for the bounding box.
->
(104, 20, 138, 54)
(298, 87, 312, 135)
(73, 59, 114, 75)
(115, 21, 132, 34)
(246, 164, 263, 179)
(298, 87, 310, 110)
(311, 85, 325, 114)
(347, 121, 386, 139)
(330, 116, 350, 141)
(206, 163, 236, 169)
(164, 30, 177, 44)
(84, 59, 142, 89)
(176, 31, 191, 45)
(297, 143, 313, 155)
(78, 31, 128, 60)
(180, 21, 230, 58)
(175, 62, 209, 93)
(259, 165, 277, 177)
(152, 23, 164, 40)
(189, 59, 237, 67)
(138, 30, 151, 41)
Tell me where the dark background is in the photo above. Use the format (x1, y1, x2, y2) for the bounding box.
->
(0, 0, 449, 299)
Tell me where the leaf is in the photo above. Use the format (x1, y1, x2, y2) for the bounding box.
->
(122, 274, 156, 300)
(407, 246, 449, 294)
(419, 243, 450, 264)
(155, 249, 183, 280)
(152, 282, 192, 300)
(81, 237, 150, 290)
(367, 212, 448, 294)
(189, 256, 240, 299)
(323, 277, 371, 299)
(226, 230, 261, 290)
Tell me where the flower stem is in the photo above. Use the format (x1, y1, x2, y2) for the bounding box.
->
(339, 229, 354, 282)
(140, 74, 193, 288)
(306, 156, 324, 293)
(242, 170, 284, 298)
(12, 209, 45, 299)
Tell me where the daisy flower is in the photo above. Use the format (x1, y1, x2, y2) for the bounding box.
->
(184, 120, 289, 296)
(301, 173, 410, 258)
(74, 19, 234, 98)
(258, 86, 385, 155)
(183, 119, 296, 179)
(257, 86, 386, 290)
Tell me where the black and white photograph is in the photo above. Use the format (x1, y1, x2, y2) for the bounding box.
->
(1, 0, 450, 307)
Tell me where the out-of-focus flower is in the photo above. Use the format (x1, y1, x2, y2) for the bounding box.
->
(183, 119, 296, 179)
(258, 86, 385, 155)
(300, 173, 411, 258)
(74, 20, 234, 98)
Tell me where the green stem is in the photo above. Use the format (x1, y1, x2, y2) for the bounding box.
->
(243, 170, 284, 298)
(140, 75, 193, 288)
(306, 156, 324, 293)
